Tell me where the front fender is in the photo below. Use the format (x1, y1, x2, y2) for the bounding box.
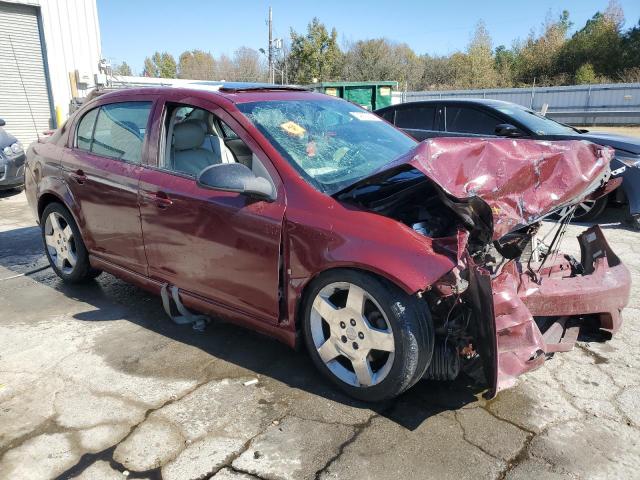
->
(619, 162, 640, 216)
(284, 203, 463, 328)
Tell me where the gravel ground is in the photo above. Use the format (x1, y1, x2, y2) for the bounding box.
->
(1, 190, 639, 480)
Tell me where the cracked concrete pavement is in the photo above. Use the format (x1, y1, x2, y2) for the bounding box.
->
(1, 190, 639, 480)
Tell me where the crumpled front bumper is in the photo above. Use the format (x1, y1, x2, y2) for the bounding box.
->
(480, 225, 630, 396)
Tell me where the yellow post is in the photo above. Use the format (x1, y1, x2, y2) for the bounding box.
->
(55, 105, 64, 129)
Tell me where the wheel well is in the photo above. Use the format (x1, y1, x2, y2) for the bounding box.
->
(37, 193, 64, 220)
(293, 267, 409, 336)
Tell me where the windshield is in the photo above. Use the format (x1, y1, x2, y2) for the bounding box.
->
(237, 98, 417, 194)
(494, 104, 577, 135)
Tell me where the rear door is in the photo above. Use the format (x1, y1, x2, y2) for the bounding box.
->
(393, 104, 439, 141)
(62, 98, 155, 274)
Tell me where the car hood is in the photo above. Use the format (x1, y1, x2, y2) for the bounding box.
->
(336, 137, 613, 240)
(545, 131, 640, 155)
(0, 126, 17, 148)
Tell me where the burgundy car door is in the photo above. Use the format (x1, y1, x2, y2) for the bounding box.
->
(138, 100, 285, 324)
(62, 99, 156, 274)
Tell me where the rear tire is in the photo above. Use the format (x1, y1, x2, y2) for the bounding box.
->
(301, 269, 433, 402)
(41, 203, 101, 283)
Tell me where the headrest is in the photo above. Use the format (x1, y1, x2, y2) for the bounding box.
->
(173, 120, 205, 150)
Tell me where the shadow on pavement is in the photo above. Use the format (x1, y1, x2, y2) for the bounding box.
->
(568, 205, 639, 232)
(0, 221, 497, 430)
(53, 271, 484, 430)
(0, 225, 47, 275)
(0, 188, 23, 199)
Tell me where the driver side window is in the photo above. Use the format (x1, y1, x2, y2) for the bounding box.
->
(160, 103, 274, 189)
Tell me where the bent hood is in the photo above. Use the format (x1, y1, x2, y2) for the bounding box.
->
(337, 137, 613, 240)
(578, 132, 640, 156)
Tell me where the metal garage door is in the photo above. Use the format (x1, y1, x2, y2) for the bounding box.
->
(0, 2, 52, 146)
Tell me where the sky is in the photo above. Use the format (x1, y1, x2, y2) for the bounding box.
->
(97, 0, 640, 74)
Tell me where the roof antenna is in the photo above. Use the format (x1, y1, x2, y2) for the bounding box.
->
(8, 34, 40, 142)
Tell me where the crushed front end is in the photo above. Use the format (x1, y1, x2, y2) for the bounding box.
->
(337, 137, 632, 397)
(461, 223, 630, 396)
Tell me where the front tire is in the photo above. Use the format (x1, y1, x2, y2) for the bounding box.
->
(41, 203, 101, 283)
(301, 269, 434, 402)
(556, 195, 608, 222)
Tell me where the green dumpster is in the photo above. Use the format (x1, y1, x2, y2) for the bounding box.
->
(307, 81, 397, 110)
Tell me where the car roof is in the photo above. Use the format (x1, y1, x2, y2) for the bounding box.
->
(91, 82, 324, 105)
(377, 98, 519, 111)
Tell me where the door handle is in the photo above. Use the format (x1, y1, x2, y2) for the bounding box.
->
(141, 190, 173, 209)
(70, 169, 87, 184)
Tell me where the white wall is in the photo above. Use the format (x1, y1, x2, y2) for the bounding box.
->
(4, 0, 101, 122)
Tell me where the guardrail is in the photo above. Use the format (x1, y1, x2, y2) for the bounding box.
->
(402, 83, 640, 125)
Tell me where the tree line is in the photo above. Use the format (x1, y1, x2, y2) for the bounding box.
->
(112, 1, 640, 90)
(111, 47, 268, 83)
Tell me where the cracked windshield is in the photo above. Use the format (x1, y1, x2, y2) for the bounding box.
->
(238, 98, 417, 194)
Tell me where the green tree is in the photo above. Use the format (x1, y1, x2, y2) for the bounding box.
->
(621, 20, 640, 73)
(575, 63, 597, 83)
(421, 55, 457, 89)
(113, 61, 132, 76)
(143, 56, 158, 77)
(342, 39, 395, 81)
(494, 45, 516, 86)
(143, 51, 177, 78)
(559, 2, 624, 79)
(178, 50, 215, 79)
(288, 18, 342, 83)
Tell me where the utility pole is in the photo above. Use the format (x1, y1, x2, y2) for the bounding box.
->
(268, 6, 273, 84)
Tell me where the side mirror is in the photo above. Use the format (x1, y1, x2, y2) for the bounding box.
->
(0, 118, 5, 127)
(495, 123, 523, 137)
(197, 163, 274, 201)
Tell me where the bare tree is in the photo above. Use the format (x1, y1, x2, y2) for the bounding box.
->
(214, 54, 235, 81)
(232, 47, 267, 82)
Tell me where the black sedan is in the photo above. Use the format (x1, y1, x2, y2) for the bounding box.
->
(0, 118, 25, 191)
(376, 99, 640, 226)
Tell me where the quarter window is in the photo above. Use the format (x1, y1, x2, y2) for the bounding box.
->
(75, 101, 152, 163)
(76, 108, 98, 151)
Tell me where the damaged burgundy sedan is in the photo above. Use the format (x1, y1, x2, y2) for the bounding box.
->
(25, 85, 630, 401)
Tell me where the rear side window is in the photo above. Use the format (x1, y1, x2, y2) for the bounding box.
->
(395, 106, 435, 130)
(75, 101, 152, 163)
(445, 107, 501, 135)
(76, 108, 98, 151)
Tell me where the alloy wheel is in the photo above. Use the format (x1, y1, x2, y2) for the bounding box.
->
(558, 199, 596, 220)
(309, 282, 395, 387)
(44, 211, 77, 275)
